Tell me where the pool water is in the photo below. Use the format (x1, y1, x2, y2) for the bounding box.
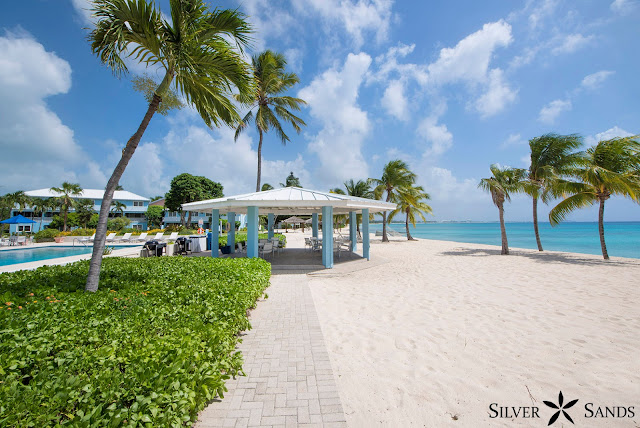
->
(0, 246, 139, 267)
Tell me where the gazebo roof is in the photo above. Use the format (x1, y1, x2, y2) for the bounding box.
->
(181, 187, 395, 215)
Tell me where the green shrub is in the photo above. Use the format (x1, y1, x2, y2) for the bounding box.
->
(107, 217, 131, 231)
(0, 257, 271, 427)
(218, 233, 286, 249)
(69, 228, 96, 236)
(33, 228, 60, 242)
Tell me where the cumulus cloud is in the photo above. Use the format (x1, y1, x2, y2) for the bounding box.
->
(501, 133, 527, 149)
(610, 0, 638, 15)
(298, 53, 372, 187)
(427, 20, 512, 85)
(474, 68, 518, 118)
(417, 116, 453, 157)
(584, 126, 635, 146)
(527, 0, 559, 30)
(581, 70, 614, 90)
(551, 33, 595, 55)
(381, 80, 408, 120)
(538, 99, 572, 124)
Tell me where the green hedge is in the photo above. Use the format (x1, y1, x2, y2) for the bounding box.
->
(0, 257, 271, 427)
(33, 228, 59, 242)
(218, 233, 286, 249)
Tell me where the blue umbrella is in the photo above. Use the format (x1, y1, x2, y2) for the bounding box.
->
(0, 214, 36, 224)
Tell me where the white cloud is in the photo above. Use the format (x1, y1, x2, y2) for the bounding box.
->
(538, 99, 572, 124)
(551, 33, 594, 55)
(585, 126, 634, 145)
(284, 48, 303, 73)
(528, 0, 559, 30)
(427, 20, 512, 85)
(474, 68, 518, 118)
(501, 133, 527, 149)
(610, 0, 638, 15)
(381, 80, 408, 120)
(417, 117, 453, 157)
(298, 53, 372, 186)
(581, 70, 615, 90)
(372, 43, 428, 85)
(70, 0, 94, 25)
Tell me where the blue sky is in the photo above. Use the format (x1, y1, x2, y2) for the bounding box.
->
(1, 0, 639, 222)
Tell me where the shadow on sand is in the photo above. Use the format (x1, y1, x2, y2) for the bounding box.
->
(439, 247, 638, 267)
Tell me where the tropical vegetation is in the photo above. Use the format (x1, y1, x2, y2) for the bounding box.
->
(478, 165, 527, 255)
(85, 0, 255, 292)
(388, 185, 433, 240)
(235, 50, 307, 191)
(50, 182, 83, 232)
(0, 257, 270, 426)
(165, 173, 224, 227)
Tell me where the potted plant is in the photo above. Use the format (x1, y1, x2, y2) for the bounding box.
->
(54, 234, 66, 243)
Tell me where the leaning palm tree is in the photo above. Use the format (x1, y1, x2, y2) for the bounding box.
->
(549, 136, 640, 259)
(524, 133, 584, 251)
(234, 50, 307, 191)
(344, 179, 374, 238)
(388, 185, 433, 240)
(51, 182, 83, 232)
(369, 160, 417, 242)
(478, 165, 527, 255)
(85, 0, 254, 292)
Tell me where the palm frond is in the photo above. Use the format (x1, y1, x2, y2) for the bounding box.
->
(549, 193, 594, 226)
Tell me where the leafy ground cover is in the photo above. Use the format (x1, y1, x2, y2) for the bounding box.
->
(0, 257, 270, 427)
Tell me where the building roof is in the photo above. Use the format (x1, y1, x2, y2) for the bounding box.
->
(25, 188, 149, 201)
(149, 198, 165, 206)
(181, 187, 396, 215)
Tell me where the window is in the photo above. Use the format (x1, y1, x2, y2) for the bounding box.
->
(133, 224, 142, 230)
(18, 225, 31, 232)
(133, 201, 144, 207)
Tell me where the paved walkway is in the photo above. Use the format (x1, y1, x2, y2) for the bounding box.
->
(196, 273, 347, 428)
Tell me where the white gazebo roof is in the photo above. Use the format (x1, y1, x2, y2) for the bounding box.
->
(25, 188, 149, 201)
(181, 187, 395, 215)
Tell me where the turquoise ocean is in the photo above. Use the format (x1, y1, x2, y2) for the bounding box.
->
(369, 222, 640, 259)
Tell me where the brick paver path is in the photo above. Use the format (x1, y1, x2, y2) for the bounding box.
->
(195, 273, 347, 427)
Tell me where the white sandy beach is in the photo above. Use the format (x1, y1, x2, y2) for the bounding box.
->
(288, 232, 640, 427)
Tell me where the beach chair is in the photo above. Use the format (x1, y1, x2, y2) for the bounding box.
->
(259, 242, 273, 259)
(16, 236, 27, 246)
(105, 233, 116, 243)
(152, 232, 164, 241)
(79, 234, 95, 244)
(163, 232, 178, 242)
(237, 242, 246, 254)
(0, 237, 9, 247)
(136, 232, 148, 242)
(304, 237, 313, 251)
(119, 232, 132, 242)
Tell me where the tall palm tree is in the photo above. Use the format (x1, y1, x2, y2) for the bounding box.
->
(234, 50, 307, 191)
(478, 165, 527, 255)
(524, 133, 584, 251)
(344, 179, 374, 238)
(1, 191, 29, 234)
(29, 197, 50, 232)
(549, 137, 640, 259)
(369, 160, 417, 242)
(85, 0, 254, 292)
(388, 185, 433, 240)
(51, 182, 83, 232)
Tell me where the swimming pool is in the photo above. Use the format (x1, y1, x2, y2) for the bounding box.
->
(0, 246, 137, 267)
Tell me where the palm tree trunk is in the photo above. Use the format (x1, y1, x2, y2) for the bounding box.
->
(499, 203, 509, 255)
(382, 191, 391, 242)
(256, 129, 263, 192)
(85, 93, 162, 292)
(533, 197, 543, 251)
(63, 208, 68, 232)
(180, 210, 186, 227)
(405, 210, 414, 240)
(598, 197, 609, 260)
(187, 211, 192, 227)
(356, 215, 361, 238)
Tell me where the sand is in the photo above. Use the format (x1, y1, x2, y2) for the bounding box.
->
(289, 232, 640, 427)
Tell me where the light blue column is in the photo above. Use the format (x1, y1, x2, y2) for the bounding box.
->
(247, 206, 259, 258)
(211, 209, 219, 258)
(362, 208, 370, 261)
(349, 211, 357, 252)
(322, 206, 333, 268)
(312, 213, 318, 238)
(228, 212, 235, 254)
(267, 213, 274, 239)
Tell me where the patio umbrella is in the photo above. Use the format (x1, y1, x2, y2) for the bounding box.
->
(0, 214, 36, 234)
(283, 216, 305, 224)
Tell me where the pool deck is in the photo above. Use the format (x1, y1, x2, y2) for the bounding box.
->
(0, 242, 143, 273)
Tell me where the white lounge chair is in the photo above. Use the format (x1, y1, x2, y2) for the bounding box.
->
(0, 238, 9, 247)
(163, 232, 178, 242)
(79, 234, 95, 244)
(136, 232, 148, 242)
(16, 236, 27, 246)
(119, 232, 132, 242)
(105, 232, 116, 243)
(152, 232, 164, 241)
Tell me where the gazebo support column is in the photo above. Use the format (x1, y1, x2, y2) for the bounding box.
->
(362, 208, 370, 261)
(349, 211, 357, 252)
(322, 206, 334, 268)
(312, 213, 318, 238)
(267, 213, 274, 239)
(211, 209, 219, 258)
(228, 212, 235, 254)
(247, 206, 259, 258)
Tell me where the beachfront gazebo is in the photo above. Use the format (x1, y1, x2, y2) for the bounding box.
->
(182, 187, 396, 268)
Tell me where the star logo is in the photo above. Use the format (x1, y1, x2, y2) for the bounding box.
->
(544, 391, 578, 425)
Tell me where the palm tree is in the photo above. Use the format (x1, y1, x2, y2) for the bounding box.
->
(369, 160, 417, 242)
(344, 179, 374, 238)
(51, 182, 83, 232)
(1, 191, 29, 234)
(524, 133, 584, 251)
(76, 199, 96, 229)
(261, 183, 274, 191)
(388, 185, 433, 240)
(29, 197, 50, 232)
(85, 0, 254, 292)
(549, 137, 640, 259)
(478, 165, 527, 255)
(234, 50, 307, 191)
(110, 200, 127, 217)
